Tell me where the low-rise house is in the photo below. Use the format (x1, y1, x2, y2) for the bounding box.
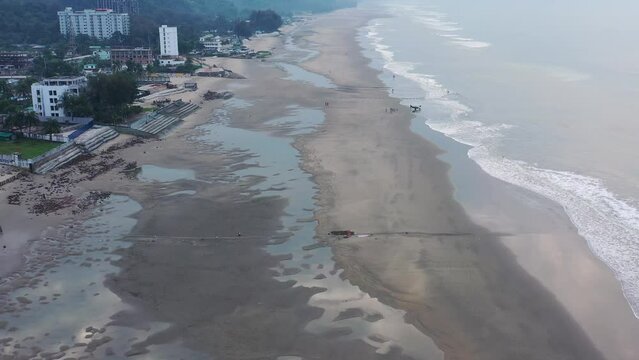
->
(91, 46, 111, 61)
(158, 57, 186, 67)
(199, 34, 242, 55)
(111, 47, 153, 66)
(83, 63, 98, 75)
(31, 76, 88, 120)
(0, 52, 34, 75)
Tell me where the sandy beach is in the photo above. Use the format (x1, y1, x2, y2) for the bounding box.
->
(297, 7, 639, 360)
(1, 5, 639, 360)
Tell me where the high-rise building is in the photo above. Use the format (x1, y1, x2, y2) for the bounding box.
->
(159, 25, 179, 57)
(58, 7, 130, 40)
(96, 0, 140, 14)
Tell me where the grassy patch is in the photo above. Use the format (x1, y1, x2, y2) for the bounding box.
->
(0, 138, 61, 159)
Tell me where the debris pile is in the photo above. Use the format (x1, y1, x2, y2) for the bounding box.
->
(31, 195, 74, 215)
(75, 191, 111, 212)
(120, 161, 141, 179)
(328, 230, 355, 238)
(203, 91, 234, 101)
(7, 194, 20, 205)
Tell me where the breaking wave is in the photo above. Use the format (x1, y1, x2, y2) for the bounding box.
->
(364, 19, 639, 319)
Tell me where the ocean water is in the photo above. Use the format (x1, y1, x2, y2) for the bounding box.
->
(359, 0, 639, 317)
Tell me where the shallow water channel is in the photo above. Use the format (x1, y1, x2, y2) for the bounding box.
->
(0, 196, 206, 359)
(195, 88, 442, 358)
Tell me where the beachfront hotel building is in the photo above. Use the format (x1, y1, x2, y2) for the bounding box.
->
(58, 8, 130, 40)
(31, 76, 88, 119)
(159, 25, 179, 57)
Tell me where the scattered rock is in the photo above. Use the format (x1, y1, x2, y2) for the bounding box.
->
(15, 297, 31, 305)
(85, 336, 112, 353)
(203, 90, 234, 101)
(282, 268, 301, 276)
(124, 346, 149, 357)
(40, 351, 66, 360)
(333, 308, 365, 322)
(322, 327, 353, 339)
(364, 312, 384, 323)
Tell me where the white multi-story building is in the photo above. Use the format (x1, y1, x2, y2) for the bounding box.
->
(31, 76, 88, 119)
(58, 7, 130, 40)
(199, 35, 224, 52)
(159, 25, 179, 57)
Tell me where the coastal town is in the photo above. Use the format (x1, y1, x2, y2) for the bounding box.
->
(0, 1, 275, 181)
(3, 0, 639, 360)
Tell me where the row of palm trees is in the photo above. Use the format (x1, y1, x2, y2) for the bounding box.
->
(2, 111, 61, 136)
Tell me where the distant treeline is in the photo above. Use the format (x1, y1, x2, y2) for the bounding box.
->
(0, 0, 357, 47)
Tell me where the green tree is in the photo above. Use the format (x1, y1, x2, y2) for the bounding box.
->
(23, 112, 40, 133)
(86, 73, 138, 124)
(0, 80, 12, 99)
(42, 119, 61, 135)
(2, 112, 22, 132)
(125, 60, 144, 74)
(32, 56, 79, 78)
(4, 111, 39, 134)
(234, 20, 253, 38)
(0, 99, 19, 115)
(61, 93, 93, 120)
(249, 10, 283, 33)
(14, 78, 37, 98)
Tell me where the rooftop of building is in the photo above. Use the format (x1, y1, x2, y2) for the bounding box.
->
(36, 76, 88, 85)
(43, 76, 86, 80)
(59, 7, 127, 14)
(111, 47, 152, 51)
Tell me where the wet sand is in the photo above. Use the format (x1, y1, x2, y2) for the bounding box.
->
(298, 8, 639, 360)
(2, 6, 639, 360)
(103, 51, 419, 358)
(1, 33, 416, 359)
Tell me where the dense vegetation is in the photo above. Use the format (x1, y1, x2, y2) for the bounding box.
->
(0, 0, 355, 47)
(2, 111, 39, 134)
(63, 73, 139, 124)
(0, 79, 36, 113)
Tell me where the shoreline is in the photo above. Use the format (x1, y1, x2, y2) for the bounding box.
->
(297, 7, 639, 360)
(355, 6, 639, 358)
(1, 24, 420, 359)
(1, 5, 639, 360)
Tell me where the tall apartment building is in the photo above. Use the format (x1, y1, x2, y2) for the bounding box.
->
(159, 25, 179, 57)
(96, 0, 140, 15)
(31, 76, 88, 119)
(58, 7, 130, 40)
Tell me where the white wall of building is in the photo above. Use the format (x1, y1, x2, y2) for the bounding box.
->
(159, 25, 179, 56)
(31, 77, 88, 119)
(58, 7, 130, 40)
(158, 58, 185, 67)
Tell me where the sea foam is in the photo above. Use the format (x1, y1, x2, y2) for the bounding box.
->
(365, 20, 639, 319)
(390, 5, 490, 50)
